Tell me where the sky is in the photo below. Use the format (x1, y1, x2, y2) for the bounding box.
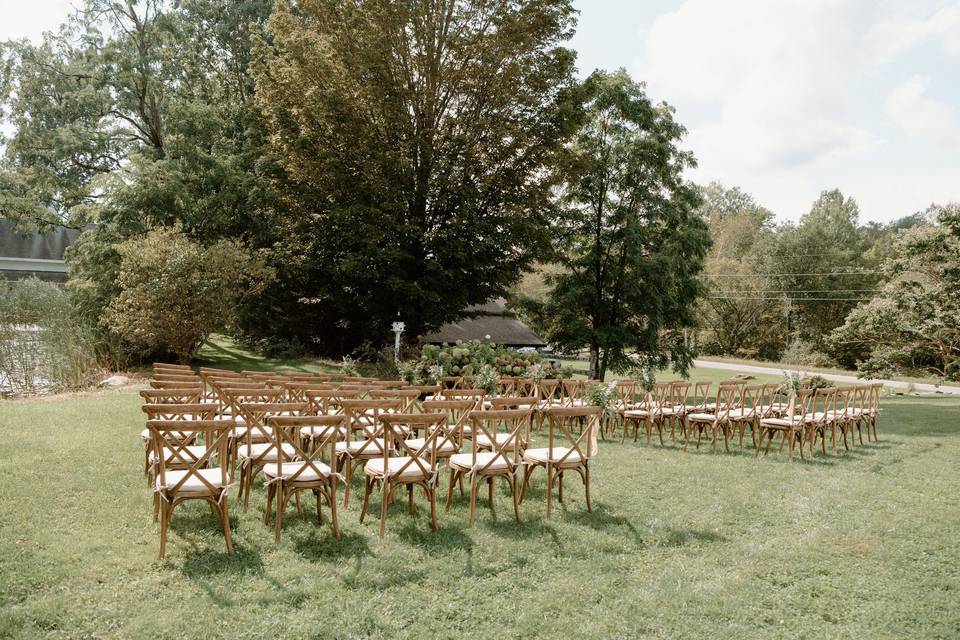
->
(2, 0, 959, 224)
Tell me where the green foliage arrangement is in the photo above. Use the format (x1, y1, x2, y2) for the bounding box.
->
(398, 340, 570, 385)
(585, 380, 618, 415)
(340, 356, 360, 378)
(103, 227, 273, 364)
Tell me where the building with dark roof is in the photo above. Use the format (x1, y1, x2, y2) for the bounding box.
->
(0, 220, 81, 282)
(422, 298, 546, 348)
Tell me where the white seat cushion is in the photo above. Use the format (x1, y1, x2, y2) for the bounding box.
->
(448, 451, 513, 471)
(728, 408, 755, 419)
(403, 437, 458, 455)
(263, 461, 332, 483)
(155, 468, 225, 495)
(237, 442, 296, 461)
(523, 447, 584, 466)
(623, 409, 652, 418)
(335, 438, 387, 456)
(299, 425, 344, 439)
(760, 418, 797, 428)
(686, 412, 717, 422)
(364, 456, 432, 479)
(474, 432, 521, 449)
(149, 445, 207, 464)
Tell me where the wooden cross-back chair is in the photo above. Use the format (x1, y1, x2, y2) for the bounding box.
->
(684, 381, 713, 414)
(622, 381, 671, 445)
(446, 409, 531, 525)
(727, 384, 762, 448)
(863, 383, 882, 442)
(756, 387, 813, 461)
(369, 388, 422, 412)
(420, 398, 475, 445)
(336, 399, 403, 507)
(284, 373, 332, 383)
(560, 379, 585, 407)
(359, 412, 447, 537)
(153, 362, 192, 372)
(827, 386, 858, 452)
(412, 384, 441, 398)
(685, 382, 739, 451)
(148, 417, 235, 559)
(497, 376, 521, 396)
(235, 401, 307, 510)
(438, 376, 462, 390)
(140, 402, 216, 493)
(263, 414, 346, 541)
(656, 381, 690, 443)
(475, 396, 536, 452)
(535, 379, 562, 430)
(304, 389, 357, 416)
(805, 386, 838, 457)
(520, 406, 601, 518)
(139, 388, 204, 473)
(757, 382, 789, 417)
(284, 382, 336, 403)
(440, 387, 486, 406)
(605, 380, 637, 438)
(342, 376, 378, 384)
(150, 379, 204, 391)
(152, 372, 201, 383)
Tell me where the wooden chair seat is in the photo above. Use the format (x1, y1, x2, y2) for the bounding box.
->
(686, 411, 716, 422)
(759, 417, 795, 428)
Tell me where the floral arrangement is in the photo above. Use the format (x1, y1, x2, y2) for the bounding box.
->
(399, 340, 572, 384)
(586, 380, 619, 415)
(474, 364, 500, 395)
(340, 355, 360, 377)
(628, 365, 657, 392)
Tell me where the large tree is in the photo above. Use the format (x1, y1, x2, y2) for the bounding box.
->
(249, 0, 581, 354)
(829, 204, 960, 380)
(523, 69, 709, 379)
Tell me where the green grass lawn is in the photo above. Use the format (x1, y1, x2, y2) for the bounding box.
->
(2, 367, 959, 638)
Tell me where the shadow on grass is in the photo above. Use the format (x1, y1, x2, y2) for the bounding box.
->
(394, 519, 473, 553)
(651, 525, 727, 548)
(293, 529, 371, 562)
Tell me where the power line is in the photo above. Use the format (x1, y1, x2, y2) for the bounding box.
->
(707, 296, 870, 301)
(714, 289, 880, 293)
(707, 272, 882, 277)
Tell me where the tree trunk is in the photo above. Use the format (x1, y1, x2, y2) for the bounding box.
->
(588, 342, 600, 380)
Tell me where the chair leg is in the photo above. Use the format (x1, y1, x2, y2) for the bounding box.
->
(519, 465, 535, 503)
(274, 485, 285, 542)
(407, 484, 415, 514)
(468, 476, 478, 527)
(445, 469, 457, 510)
(158, 500, 170, 560)
(428, 485, 438, 531)
(754, 429, 764, 457)
(263, 482, 274, 525)
(329, 484, 341, 539)
(557, 471, 564, 503)
(220, 497, 233, 556)
(584, 465, 592, 513)
(510, 475, 520, 523)
(359, 477, 372, 524)
(545, 464, 554, 519)
(342, 459, 353, 507)
(379, 480, 389, 538)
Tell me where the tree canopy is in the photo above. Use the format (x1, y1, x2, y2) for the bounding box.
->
(521, 69, 709, 379)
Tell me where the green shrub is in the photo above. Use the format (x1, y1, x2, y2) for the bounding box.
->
(780, 339, 837, 369)
(103, 227, 273, 364)
(0, 278, 101, 395)
(400, 340, 570, 384)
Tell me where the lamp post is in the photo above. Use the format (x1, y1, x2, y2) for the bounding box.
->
(391, 320, 405, 363)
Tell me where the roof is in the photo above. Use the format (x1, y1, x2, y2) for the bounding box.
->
(0, 219, 81, 282)
(422, 298, 547, 347)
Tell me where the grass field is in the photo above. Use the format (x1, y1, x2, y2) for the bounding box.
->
(1, 354, 959, 638)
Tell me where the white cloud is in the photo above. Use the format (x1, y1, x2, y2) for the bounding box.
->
(866, 3, 960, 62)
(623, 0, 960, 222)
(635, 0, 878, 172)
(886, 75, 960, 147)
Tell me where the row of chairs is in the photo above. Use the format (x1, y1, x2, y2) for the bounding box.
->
(616, 379, 882, 461)
(141, 363, 602, 558)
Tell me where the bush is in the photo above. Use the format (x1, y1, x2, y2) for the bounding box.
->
(780, 339, 837, 369)
(398, 340, 571, 384)
(0, 278, 101, 395)
(103, 227, 273, 364)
